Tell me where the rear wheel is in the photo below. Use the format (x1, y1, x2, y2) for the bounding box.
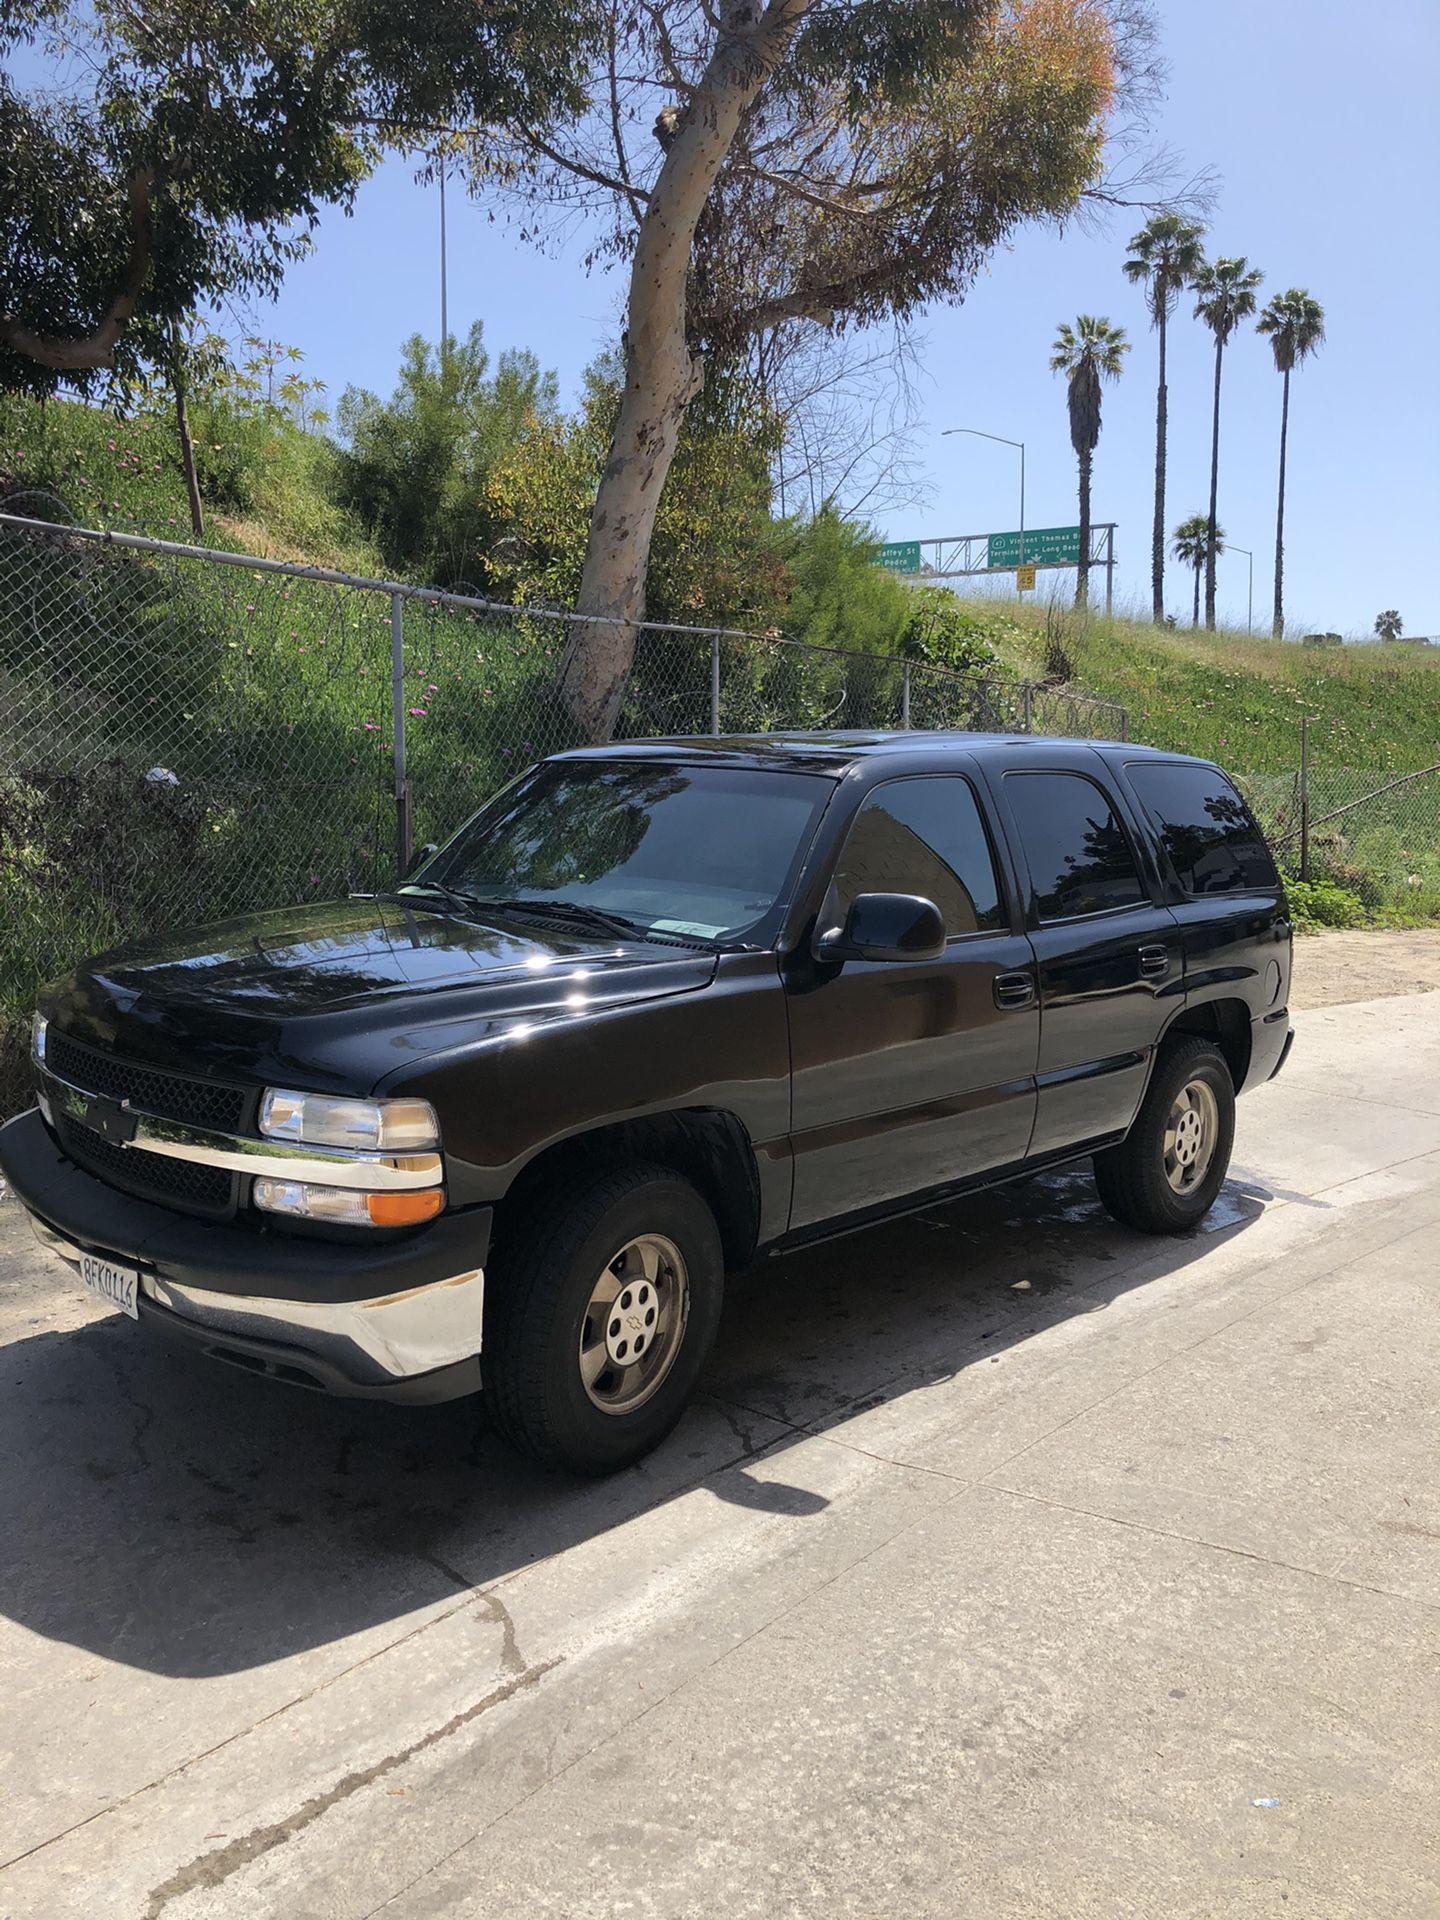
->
(485, 1162, 724, 1475)
(1093, 1036, 1235, 1234)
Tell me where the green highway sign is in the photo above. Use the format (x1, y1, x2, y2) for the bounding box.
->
(878, 540, 922, 574)
(987, 526, 1081, 569)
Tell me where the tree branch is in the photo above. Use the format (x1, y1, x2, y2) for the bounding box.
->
(605, 15, 647, 223)
(517, 128, 650, 204)
(0, 163, 155, 369)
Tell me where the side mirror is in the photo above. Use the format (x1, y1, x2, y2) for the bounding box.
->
(406, 841, 439, 878)
(815, 892, 946, 964)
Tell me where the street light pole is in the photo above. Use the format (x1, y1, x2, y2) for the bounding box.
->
(943, 427, 1026, 588)
(1229, 544, 1254, 633)
(438, 158, 449, 364)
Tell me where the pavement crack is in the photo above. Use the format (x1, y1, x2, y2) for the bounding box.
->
(141, 1657, 560, 1920)
(419, 1548, 473, 1592)
(474, 1590, 527, 1677)
(707, 1396, 769, 1454)
(109, 1358, 155, 1470)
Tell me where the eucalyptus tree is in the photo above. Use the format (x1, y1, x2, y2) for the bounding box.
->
(1257, 288, 1325, 638)
(1122, 212, 1207, 623)
(1050, 315, 1129, 607)
(0, 1, 597, 392)
(476, 0, 1163, 735)
(1192, 255, 1263, 628)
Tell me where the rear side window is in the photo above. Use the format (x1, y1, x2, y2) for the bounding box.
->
(1003, 771, 1146, 921)
(835, 775, 1003, 935)
(1127, 761, 1278, 895)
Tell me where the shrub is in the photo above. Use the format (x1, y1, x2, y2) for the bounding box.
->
(780, 509, 910, 654)
(1284, 877, 1368, 931)
(898, 589, 1005, 676)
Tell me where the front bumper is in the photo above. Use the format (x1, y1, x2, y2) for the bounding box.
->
(0, 1108, 489, 1403)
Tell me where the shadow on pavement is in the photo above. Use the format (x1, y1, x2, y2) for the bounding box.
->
(0, 1168, 1266, 1679)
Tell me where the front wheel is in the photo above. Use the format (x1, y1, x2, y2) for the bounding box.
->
(485, 1162, 724, 1475)
(1093, 1037, 1235, 1234)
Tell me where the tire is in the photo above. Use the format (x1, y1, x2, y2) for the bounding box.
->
(1092, 1036, 1235, 1235)
(485, 1161, 724, 1475)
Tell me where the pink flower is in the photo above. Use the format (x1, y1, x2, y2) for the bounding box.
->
(408, 707, 427, 716)
(426, 683, 438, 692)
(363, 721, 378, 731)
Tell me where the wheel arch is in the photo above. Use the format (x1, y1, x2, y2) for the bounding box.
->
(495, 1109, 762, 1273)
(1160, 996, 1253, 1093)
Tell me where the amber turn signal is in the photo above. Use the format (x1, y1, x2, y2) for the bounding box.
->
(365, 1189, 446, 1228)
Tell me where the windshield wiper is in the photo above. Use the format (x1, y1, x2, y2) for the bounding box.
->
(466, 897, 654, 942)
(390, 887, 717, 949)
(389, 881, 484, 917)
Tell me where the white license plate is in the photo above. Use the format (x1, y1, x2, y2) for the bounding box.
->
(79, 1254, 140, 1320)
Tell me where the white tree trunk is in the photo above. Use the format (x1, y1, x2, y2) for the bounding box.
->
(558, 0, 807, 740)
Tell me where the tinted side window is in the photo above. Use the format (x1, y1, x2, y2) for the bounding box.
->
(835, 776, 1003, 935)
(1126, 761, 1278, 895)
(1004, 771, 1146, 921)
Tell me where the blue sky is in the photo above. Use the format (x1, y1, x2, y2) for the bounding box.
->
(71, 1, 1440, 635)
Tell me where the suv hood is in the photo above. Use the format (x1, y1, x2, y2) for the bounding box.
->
(41, 898, 717, 1097)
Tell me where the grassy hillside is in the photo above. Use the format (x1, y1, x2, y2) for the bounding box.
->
(0, 391, 382, 573)
(962, 598, 1440, 778)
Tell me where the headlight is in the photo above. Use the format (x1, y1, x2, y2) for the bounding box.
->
(258, 1088, 439, 1153)
(254, 1178, 444, 1228)
(31, 1013, 48, 1065)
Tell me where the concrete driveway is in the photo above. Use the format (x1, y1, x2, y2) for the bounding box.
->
(2, 993, 1438, 1920)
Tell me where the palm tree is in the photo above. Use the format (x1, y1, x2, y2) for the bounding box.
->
(1173, 513, 1223, 630)
(1050, 315, 1129, 607)
(1257, 289, 1325, 639)
(1375, 609, 1403, 642)
(1122, 214, 1208, 625)
(1192, 256, 1263, 628)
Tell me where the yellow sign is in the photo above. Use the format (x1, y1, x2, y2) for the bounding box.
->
(1016, 563, 1037, 591)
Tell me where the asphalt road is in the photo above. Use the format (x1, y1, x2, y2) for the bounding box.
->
(2, 994, 1438, 1919)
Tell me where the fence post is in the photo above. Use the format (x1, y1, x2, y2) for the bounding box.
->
(1299, 714, 1311, 883)
(710, 632, 722, 736)
(1020, 682, 1032, 733)
(1118, 705, 1129, 742)
(390, 589, 412, 878)
(901, 662, 912, 729)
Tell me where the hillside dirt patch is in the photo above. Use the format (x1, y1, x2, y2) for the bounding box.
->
(1290, 928, 1440, 1009)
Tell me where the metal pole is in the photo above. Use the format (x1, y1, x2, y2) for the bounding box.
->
(1105, 525, 1115, 617)
(391, 590, 411, 877)
(709, 632, 721, 736)
(1299, 714, 1310, 883)
(1018, 442, 1025, 586)
(1228, 545, 1254, 633)
(1020, 681, 1032, 733)
(438, 162, 448, 360)
(901, 661, 912, 729)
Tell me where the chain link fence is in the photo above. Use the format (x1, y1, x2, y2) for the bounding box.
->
(0, 512, 1128, 1111)
(1237, 761, 1440, 917)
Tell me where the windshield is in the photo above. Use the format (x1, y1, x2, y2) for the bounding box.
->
(410, 760, 835, 946)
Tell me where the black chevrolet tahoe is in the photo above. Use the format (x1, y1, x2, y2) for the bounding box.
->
(1, 732, 1293, 1474)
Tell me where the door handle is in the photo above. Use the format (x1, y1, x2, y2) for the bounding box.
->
(993, 970, 1035, 1010)
(1138, 945, 1170, 979)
